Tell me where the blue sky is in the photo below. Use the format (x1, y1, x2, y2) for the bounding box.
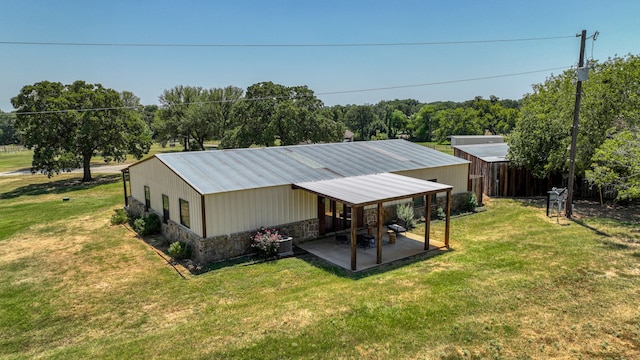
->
(1, 0, 639, 111)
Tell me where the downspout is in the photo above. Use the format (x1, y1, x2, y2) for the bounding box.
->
(201, 194, 207, 238)
(121, 169, 129, 207)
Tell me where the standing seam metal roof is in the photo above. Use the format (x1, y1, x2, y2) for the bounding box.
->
(294, 173, 452, 207)
(454, 143, 510, 163)
(143, 139, 469, 195)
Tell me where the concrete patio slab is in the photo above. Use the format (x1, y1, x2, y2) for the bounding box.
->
(296, 230, 447, 272)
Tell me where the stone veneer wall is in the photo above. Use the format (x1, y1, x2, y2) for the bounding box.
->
(127, 197, 319, 264)
(127, 192, 469, 264)
(183, 218, 319, 264)
(362, 192, 470, 225)
(127, 196, 146, 218)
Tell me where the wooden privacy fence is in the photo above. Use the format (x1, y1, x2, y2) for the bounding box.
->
(578, 180, 617, 200)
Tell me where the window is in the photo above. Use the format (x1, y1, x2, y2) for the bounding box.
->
(162, 194, 169, 223)
(179, 199, 190, 228)
(413, 196, 425, 207)
(144, 186, 150, 211)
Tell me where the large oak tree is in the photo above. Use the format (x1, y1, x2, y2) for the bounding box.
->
(508, 54, 640, 181)
(222, 82, 343, 147)
(11, 80, 152, 181)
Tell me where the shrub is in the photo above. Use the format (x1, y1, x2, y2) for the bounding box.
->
(250, 226, 284, 259)
(131, 213, 162, 236)
(110, 208, 128, 225)
(168, 241, 189, 259)
(436, 207, 446, 220)
(132, 217, 146, 234)
(396, 203, 416, 230)
(144, 213, 162, 235)
(464, 192, 479, 213)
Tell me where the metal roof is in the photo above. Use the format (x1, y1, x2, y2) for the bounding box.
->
(454, 143, 510, 163)
(293, 173, 452, 207)
(142, 139, 468, 195)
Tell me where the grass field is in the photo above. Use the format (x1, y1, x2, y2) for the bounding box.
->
(415, 142, 454, 155)
(0, 143, 184, 173)
(1, 172, 639, 359)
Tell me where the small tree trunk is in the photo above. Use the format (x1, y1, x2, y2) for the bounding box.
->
(82, 155, 92, 182)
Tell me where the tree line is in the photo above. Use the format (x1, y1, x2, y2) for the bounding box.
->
(6, 54, 640, 200)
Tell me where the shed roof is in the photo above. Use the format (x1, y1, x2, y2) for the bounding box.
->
(454, 143, 510, 163)
(133, 139, 468, 195)
(293, 173, 452, 207)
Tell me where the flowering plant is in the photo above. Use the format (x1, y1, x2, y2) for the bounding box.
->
(250, 226, 284, 259)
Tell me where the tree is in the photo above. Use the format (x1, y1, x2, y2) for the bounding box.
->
(410, 104, 436, 141)
(509, 54, 640, 179)
(586, 129, 640, 201)
(222, 82, 341, 147)
(0, 110, 18, 145)
(432, 107, 483, 143)
(11, 80, 152, 181)
(345, 105, 377, 141)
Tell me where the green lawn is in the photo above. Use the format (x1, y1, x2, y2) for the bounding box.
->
(0, 143, 184, 173)
(1, 174, 639, 359)
(416, 141, 454, 155)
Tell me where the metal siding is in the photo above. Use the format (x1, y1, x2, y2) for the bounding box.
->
(204, 185, 316, 237)
(129, 157, 203, 237)
(393, 164, 468, 195)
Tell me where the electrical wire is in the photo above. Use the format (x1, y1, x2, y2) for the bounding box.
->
(0, 35, 576, 48)
(12, 66, 572, 115)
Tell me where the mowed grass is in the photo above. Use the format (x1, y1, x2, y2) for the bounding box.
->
(415, 141, 454, 155)
(0, 143, 184, 173)
(1, 175, 639, 359)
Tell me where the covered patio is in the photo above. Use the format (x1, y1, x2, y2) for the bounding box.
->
(293, 172, 452, 271)
(296, 228, 447, 271)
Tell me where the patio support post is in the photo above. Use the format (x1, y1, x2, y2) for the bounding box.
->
(376, 202, 383, 264)
(121, 169, 129, 207)
(445, 189, 451, 248)
(350, 206, 358, 270)
(425, 194, 432, 250)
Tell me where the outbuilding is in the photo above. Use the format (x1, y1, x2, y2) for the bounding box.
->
(454, 142, 556, 197)
(450, 135, 504, 147)
(123, 139, 470, 265)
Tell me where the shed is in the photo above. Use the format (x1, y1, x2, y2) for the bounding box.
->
(450, 135, 504, 147)
(123, 139, 470, 264)
(454, 143, 555, 197)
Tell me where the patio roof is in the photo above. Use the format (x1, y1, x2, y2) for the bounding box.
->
(293, 172, 452, 271)
(292, 172, 452, 207)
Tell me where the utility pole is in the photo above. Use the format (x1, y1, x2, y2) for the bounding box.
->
(565, 29, 587, 218)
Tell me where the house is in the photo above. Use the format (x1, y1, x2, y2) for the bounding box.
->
(122, 139, 471, 265)
(454, 142, 557, 198)
(450, 135, 504, 147)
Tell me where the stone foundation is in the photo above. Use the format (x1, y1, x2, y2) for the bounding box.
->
(362, 192, 471, 225)
(127, 196, 146, 218)
(127, 197, 321, 264)
(126, 193, 469, 265)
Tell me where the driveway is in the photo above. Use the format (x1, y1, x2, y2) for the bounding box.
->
(0, 163, 128, 176)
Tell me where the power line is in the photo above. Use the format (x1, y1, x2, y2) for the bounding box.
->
(12, 65, 572, 115)
(0, 35, 575, 48)
(315, 67, 571, 96)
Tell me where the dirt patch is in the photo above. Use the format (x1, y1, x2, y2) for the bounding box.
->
(572, 199, 640, 223)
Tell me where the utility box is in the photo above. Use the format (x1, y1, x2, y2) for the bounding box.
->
(547, 187, 567, 218)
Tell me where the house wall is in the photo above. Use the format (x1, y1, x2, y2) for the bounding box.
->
(394, 163, 469, 196)
(128, 157, 204, 237)
(204, 185, 318, 237)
